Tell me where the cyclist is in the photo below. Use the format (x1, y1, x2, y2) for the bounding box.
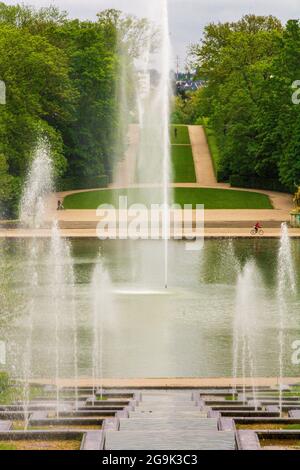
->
(254, 222, 262, 234)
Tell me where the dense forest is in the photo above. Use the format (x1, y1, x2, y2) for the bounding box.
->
(0, 3, 145, 217)
(174, 15, 300, 193)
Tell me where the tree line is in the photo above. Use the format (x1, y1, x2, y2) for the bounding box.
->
(0, 3, 145, 217)
(173, 15, 300, 193)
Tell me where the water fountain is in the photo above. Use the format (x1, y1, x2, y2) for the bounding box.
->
(20, 138, 54, 229)
(19, 137, 79, 422)
(48, 222, 79, 415)
(277, 223, 296, 415)
(232, 261, 260, 407)
(115, 0, 172, 290)
(90, 256, 115, 399)
(19, 137, 53, 427)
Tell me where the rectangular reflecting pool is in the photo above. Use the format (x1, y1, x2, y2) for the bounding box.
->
(1, 238, 299, 379)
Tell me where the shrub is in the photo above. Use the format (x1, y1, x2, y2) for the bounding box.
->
(230, 175, 291, 193)
(56, 175, 109, 191)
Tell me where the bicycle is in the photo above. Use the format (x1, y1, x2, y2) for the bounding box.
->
(250, 228, 264, 236)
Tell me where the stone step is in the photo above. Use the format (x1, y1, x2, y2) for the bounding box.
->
(119, 418, 218, 431)
(141, 394, 193, 402)
(105, 430, 236, 450)
(136, 404, 198, 410)
(0, 421, 12, 431)
(289, 410, 300, 418)
(129, 411, 208, 418)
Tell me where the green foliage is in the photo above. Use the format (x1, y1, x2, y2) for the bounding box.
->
(171, 88, 206, 125)
(0, 371, 9, 391)
(0, 3, 149, 217)
(189, 15, 300, 192)
(0, 154, 21, 217)
(57, 175, 109, 191)
(230, 175, 290, 193)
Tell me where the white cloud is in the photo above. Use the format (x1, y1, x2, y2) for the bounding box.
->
(3, 0, 300, 65)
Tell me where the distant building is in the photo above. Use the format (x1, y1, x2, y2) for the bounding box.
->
(174, 72, 205, 95)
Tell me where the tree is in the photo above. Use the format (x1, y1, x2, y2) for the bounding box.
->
(0, 24, 73, 178)
(190, 15, 288, 187)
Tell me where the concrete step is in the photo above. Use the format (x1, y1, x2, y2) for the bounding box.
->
(0, 421, 12, 431)
(119, 418, 218, 431)
(136, 403, 198, 410)
(129, 411, 208, 418)
(105, 430, 236, 450)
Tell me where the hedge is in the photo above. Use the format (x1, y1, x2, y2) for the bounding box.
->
(202, 119, 225, 182)
(56, 175, 109, 192)
(230, 175, 291, 193)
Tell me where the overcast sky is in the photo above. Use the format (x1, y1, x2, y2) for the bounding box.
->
(4, 0, 300, 68)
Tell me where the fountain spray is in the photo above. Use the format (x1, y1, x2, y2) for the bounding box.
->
(278, 223, 296, 415)
(117, 0, 172, 290)
(232, 262, 259, 408)
(20, 138, 79, 421)
(20, 138, 54, 428)
(91, 256, 114, 401)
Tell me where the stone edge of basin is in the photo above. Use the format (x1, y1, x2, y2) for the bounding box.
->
(0, 421, 12, 431)
(219, 418, 236, 432)
(102, 418, 120, 431)
(80, 431, 104, 450)
(236, 430, 261, 450)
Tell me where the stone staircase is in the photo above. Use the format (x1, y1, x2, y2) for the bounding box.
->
(104, 391, 236, 450)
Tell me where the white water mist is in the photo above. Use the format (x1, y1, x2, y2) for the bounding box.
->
(91, 256, 114, 399)
(115, 0, 172, 289)
(20, 138, 53, 229)
(19, 139, 78, 420)
(278, 223, 296, 415)
(232, 261, 260, 407)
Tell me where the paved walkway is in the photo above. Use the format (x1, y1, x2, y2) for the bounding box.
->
(30, 377, 300, 388)
(189, 125, 217, 186)
(112, 124, 139, 187)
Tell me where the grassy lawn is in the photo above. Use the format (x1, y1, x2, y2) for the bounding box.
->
(172, 145, 196, 183)
(170, 124, 190, 145)
(0, 442, 17, 450)
(64, 187, 272, 210)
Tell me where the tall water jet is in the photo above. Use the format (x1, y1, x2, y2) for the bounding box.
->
(115, 0, 172, 289)
(20, 138, 54, 229)
(232, 261, 260, 407)
(277, 223, 296, 415)
(48, 222, 79, 415)
(161, 0, 171, 289)
(19, 137, 78, 420)
(19, 138, 54, 428)
(90, 256, 114, 399)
